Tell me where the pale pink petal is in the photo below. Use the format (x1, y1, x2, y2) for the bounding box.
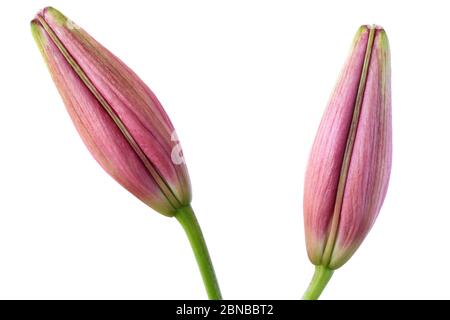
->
(303, 27, 369, 264)
(31, 7, 192, 215)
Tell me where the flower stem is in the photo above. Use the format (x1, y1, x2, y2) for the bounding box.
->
(175, 205, 222, 300)
(303, 265, 334, 300)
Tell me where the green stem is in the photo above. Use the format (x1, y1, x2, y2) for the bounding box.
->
(175, 205, 222, 300)
(303, 265, 334, 300)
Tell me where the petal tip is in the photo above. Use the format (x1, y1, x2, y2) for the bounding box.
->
(30, 18, 39, 28)
(30, 18, 49, 61)
(352, 25, 369, 46)
(39, 6, 68, 26)
(377, 28, 390, 49)
(30, 19, 44, 42)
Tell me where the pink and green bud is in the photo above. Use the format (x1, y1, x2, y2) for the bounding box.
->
(31, 7, 191, 217)
(303, 25, 392, 269)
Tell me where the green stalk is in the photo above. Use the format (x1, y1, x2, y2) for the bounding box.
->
(175, 205, 222, 300)
(303, 265, 334, 300)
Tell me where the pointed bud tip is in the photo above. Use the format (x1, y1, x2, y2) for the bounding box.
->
(354, 24, 389, 50)
(34, 7, 67, 26)
(363, 24, 388, 38)
(356, 24, 385, 35)
(360, 25, 389, 51)
(366, 24, 384, 30)
(31, 7, 69, 51)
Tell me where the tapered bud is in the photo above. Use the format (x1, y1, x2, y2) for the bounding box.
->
(303, 25, 392, 269)
(31, 7, 191, 216)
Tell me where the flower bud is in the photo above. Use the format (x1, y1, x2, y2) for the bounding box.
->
(31, 7, 191, 216)
(304, 25, 392, 269)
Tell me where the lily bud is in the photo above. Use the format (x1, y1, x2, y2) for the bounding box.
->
(31, 7, 191, 217)
(303, 25, 392, 270)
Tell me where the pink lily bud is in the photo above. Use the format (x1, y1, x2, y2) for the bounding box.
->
(303, 25, 392, 269)
(31, 7, 191, 217)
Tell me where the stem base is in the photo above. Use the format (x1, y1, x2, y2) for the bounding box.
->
(303, 265, 334, 300)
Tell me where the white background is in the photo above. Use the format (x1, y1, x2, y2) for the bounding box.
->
(0, 0, 448, 299)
